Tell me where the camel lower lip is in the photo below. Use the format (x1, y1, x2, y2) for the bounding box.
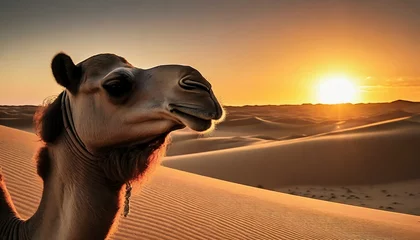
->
(169, 104, 215, 120)
(141, 124, 184, 145)
(170, 109, 212, 131)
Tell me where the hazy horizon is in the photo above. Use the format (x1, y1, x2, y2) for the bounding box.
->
(1, 98, 417, 108)
(1, 0, 420, 105)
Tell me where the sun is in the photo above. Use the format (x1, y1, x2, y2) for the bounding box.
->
(317, 75, 357, 104)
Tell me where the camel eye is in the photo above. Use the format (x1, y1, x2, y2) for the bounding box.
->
(103, 79, 133, 98)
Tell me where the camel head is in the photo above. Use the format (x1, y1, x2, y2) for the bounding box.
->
(35, 52, 224, 184)
(50, 53, 224, 151)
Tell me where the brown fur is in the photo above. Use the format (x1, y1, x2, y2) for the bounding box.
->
(34, 92, 64, 144)
(35, 147, 51, 181)
(0, 173, 20, 222)
(77, 53, 132, 80)
(51, 53, 131, 94)
(100, 136, 168, 187)
(51, 53, 82, 94)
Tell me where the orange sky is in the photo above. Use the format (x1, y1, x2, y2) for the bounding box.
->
(1, 0, 419, 105)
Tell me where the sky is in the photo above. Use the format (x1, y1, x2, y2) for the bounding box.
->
(1, 0, 420, 105)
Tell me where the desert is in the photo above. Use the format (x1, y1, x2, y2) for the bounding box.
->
(1, 101, 419, 239)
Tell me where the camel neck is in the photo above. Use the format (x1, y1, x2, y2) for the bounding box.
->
(61, 91, 97, 160)
(21, 92, 140, 239)
(25, 138, 124, 240)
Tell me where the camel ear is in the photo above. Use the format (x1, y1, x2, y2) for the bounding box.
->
(51, 53, 82, 94)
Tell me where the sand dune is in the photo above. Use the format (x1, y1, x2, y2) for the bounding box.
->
(365, 109, 414, 122)
(164, 117, 420, 216)
(218, 116, 300, 128)
(211, 108, 419, 142)
(214, 117, 337, 139)
(0, 106, 37, 133)
(214, 116, 300, 138)
(167, 136, 267, 156)
(224, 102, 420, 122)
(164, 118, 420, 186)
(0, 126, 419, 239)
(324, 116, 419, 136)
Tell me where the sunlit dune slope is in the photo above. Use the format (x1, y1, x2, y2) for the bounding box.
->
(164, 117, 420, 188)
(1, 126, 419, 239)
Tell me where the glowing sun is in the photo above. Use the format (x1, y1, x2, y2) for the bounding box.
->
(317, 75, 357, 104)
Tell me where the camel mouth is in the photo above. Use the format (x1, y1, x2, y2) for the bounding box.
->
(169, 105, 214, 132)
(102, 124, 182, 152)
(129, 124, 183, 147)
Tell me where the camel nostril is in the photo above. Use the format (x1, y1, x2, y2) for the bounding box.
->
(179, 78, 210, 92)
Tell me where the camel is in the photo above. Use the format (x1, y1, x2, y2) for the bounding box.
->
(0, 52, 224, 239)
